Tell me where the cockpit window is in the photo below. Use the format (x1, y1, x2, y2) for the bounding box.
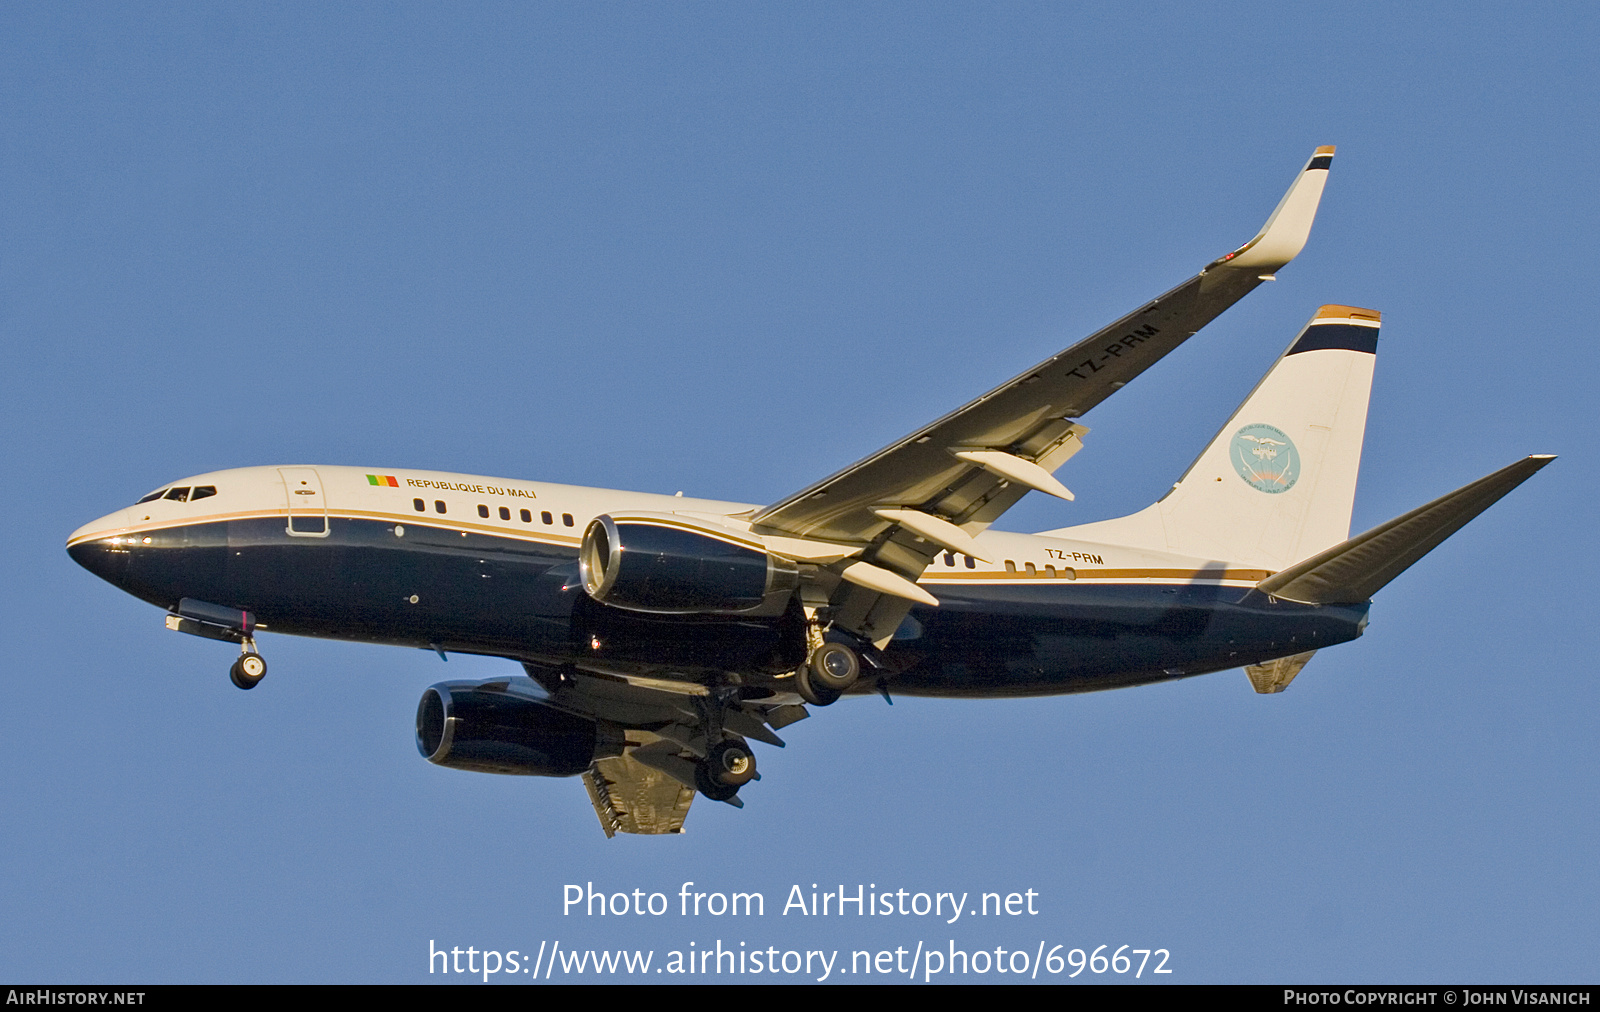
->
(190, 486, 217, 501)
(136, 489, 168, 504)
(164, 487, 192, 502)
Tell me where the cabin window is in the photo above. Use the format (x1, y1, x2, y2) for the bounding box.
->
(136, 489, 168, 504)
(164, 487, 192, 502)
(498, 506, 511, 520)
(1025, 562, 1037, 576)
(1045, 565, 1057, 579)
(1005, 560, 1016, 573)
(965, 556, 976, 569)
(943, 552, 955, 566)
(190, 486, 217, 501)
(434, 500, 447, 514)
(541, 511, 553, 525)
(413, 498, 425, 512)
(562, 513, 574, 527)
(520, 509, 532, 523)
(477, 504, 489, 518)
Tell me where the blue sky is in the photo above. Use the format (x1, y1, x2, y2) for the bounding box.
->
(2, 2, 1595, 983)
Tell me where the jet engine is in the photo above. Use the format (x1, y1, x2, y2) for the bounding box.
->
(416, 680, 598, 777)
(580, 513, 798, 616)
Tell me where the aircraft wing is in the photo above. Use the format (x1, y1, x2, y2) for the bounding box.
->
(753, 146, 1335, 547)
(748, 148, 1335, 645)
(525, 663, 807, 836)
(583, 754, 696, 837)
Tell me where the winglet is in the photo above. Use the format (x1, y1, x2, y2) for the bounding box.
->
(1209, 146, 1335, 273)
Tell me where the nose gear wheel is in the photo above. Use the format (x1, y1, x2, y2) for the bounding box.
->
(230, 651, 267, 690)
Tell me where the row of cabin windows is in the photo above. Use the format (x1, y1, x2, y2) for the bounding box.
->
(412, 498, 573, 527)
(937, 551, 1076, 579)
(1005, 559, 1076, 579)
(135, 485, 218, 505)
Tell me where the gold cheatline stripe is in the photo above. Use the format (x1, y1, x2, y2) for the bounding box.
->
(926, 568, 1273, 583)
(73, 514, 1275, 585)
(67, 508, 584, 548)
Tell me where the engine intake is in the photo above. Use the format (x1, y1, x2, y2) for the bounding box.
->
(416, 680, 597, 777)
(580, 513, 798, 616)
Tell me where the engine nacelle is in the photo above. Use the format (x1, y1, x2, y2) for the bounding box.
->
(580, 512, 798, 616)
(416, 680, 597, 777)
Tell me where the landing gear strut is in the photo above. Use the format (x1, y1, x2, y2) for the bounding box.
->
(795, 641, 860, 706)
(695, 739, 757, 803)
(229, 643, 267, 690)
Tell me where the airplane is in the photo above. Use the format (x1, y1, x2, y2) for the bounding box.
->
(66, 147, 1552, 836)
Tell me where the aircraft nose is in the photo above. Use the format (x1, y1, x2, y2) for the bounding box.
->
(67, 510, 133, 585)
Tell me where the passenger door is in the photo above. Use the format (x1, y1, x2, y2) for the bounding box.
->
(279, 467, 329, 537)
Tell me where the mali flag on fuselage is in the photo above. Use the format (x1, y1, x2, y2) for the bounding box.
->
(366, 475, 399, 487)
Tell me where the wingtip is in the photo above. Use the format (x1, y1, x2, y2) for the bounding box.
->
(1210, 149, 1334, 272)
(1314, 144, 1336, 156)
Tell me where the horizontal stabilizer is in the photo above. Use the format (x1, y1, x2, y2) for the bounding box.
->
(1256, 455, 1555, 605)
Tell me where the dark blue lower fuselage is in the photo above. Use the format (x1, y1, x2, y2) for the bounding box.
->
(68, 517, 1368, 698)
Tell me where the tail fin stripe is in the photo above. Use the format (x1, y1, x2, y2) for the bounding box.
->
(1288, 324, 1379, 355)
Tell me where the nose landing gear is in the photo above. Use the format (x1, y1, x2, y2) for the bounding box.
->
(229, 643, 267, 690)
(165, 599, 268, 690)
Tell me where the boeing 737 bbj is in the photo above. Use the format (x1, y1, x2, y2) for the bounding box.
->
(67, 148, 1551, 836)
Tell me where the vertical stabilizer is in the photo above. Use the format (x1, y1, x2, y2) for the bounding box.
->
(1049, 305, 1380, 570)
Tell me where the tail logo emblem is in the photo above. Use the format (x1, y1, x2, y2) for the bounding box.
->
(1231, 423, 1300, 493)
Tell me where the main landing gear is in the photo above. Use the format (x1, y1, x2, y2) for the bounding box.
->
(229, 643, 267, 690)
(795, 640, 860, 706)
(695, 739, 757, 803)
